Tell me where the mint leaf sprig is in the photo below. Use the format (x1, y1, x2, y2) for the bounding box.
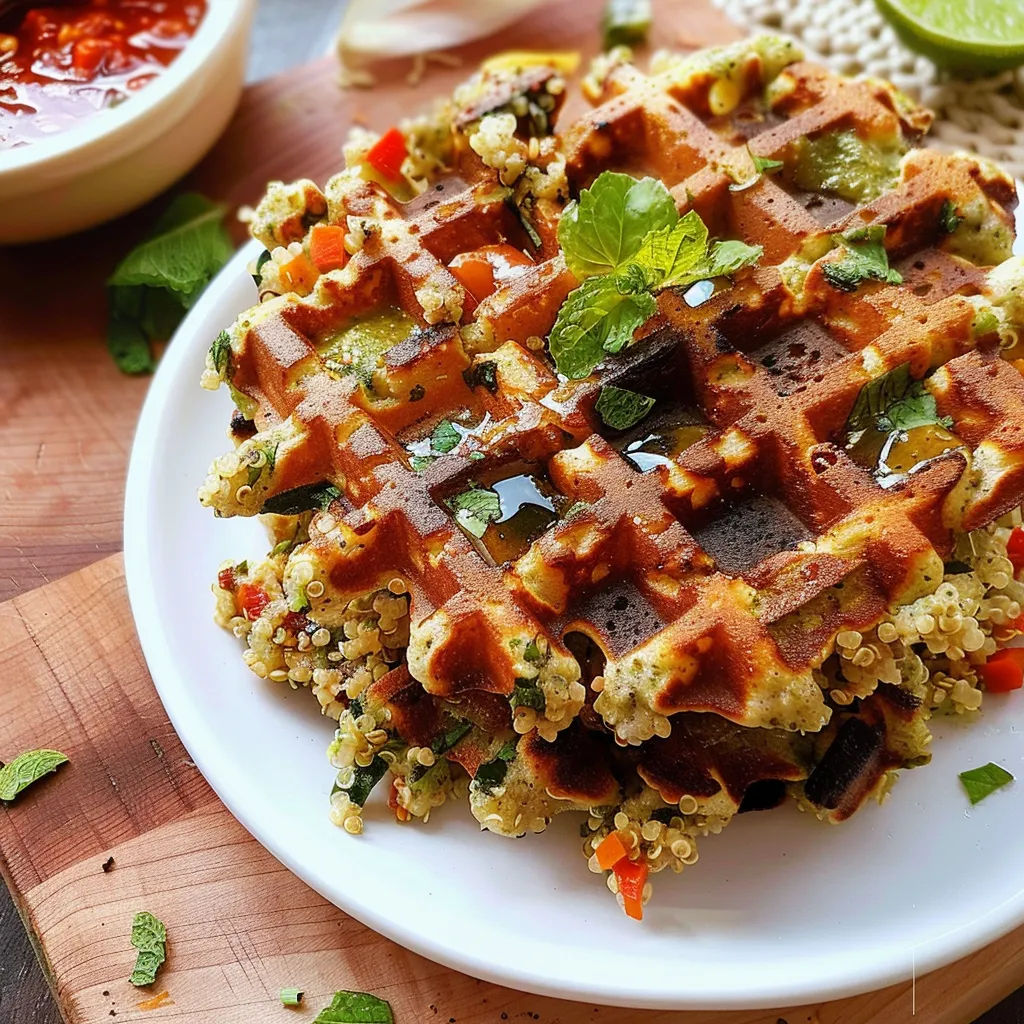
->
(821, 225, 902, 294)
(550, 172, 762, 380)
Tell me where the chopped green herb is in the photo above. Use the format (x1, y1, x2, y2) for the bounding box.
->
(107, 193, 233, 374)
(448, 486, 502, 539)
(235, 560, 248, 575)
(210, 330, 232, 377)
(959, 762, 1013, 805)
(431, 419, 461, 454)
(0, 749, 68, 802)
(247, 441, 279, 488)
(253, 249, 273, 284)
(602, 0, 652, 49)
(261, 481, 341, 515)
(469, 451, 485, 461)
(595, 385, 656, 430)
(751, 152, 785, 174)
(562, 501, 590, 519)
(410, 455, 434, 473)
(523, 639, 542, 663)
(432, 721, 472, 756)
(511, 681, 546, 710)
(335, 756, 389, 808)
(312, 990, 394, 1024)
(843, 362, 952, 439)
(879, 385, 953, 434)
(290, 584, 310, 613)
(463, 360, 499, 393)
(474, 740, 518, 792)
(939, 199, 963, 235)
(821, 225, 903, 293)
(944, 559, 972, 575)
(281, 989, 304, 1007)
(128, 912, 167, 988)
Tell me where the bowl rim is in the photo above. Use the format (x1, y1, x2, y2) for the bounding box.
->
(0, 0, 251, 176)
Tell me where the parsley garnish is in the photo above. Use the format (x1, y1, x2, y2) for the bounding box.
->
(261, 481, 341, 515)
(821, 225, 902, 293)
(959, 762, 1013, 805)
(128, 912, 167, 988)
(595, 385, 655, 430)
(107, 193, 233, 374)
(0, 749, 68, 802)
(312, 990, 394, 1024)
(939, 199, 963, 235)
(550, 172, 761, 379)
(447, 485, 501, 539)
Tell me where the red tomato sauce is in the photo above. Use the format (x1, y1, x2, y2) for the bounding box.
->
(0, 0, 206, 150)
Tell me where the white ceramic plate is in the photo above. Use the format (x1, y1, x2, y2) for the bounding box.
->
(125, 236, 1024, 1011)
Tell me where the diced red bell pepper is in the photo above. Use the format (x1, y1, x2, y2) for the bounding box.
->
(366, 127, 407, 181)
(282, 611, 310, 634)
(1007, 527, 1024, 574)
(613, 858, 649, 921)
(980, 649, 1024, 693)
(72, 36, 113, 77)
(217, 567, 237, 592)
(236, 583, 269, 621)
(309, 224, 349, 273)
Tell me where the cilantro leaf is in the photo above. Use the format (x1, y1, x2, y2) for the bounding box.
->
(448, 486, 502, 538)
(595, 385, 656, 430)
(261, 482, 341, 515)
(128, 912, 167, 988)
(281, 989, 304, 1006)
(959, 762, 1013, 805)
(939, 199, 963, 235)
(752, 152, 784, 174)
(107, 193, 233, 374)
(0, 749, 68, 802)
(430, 419, 461, 454)
(558, 172, 678, 279)
(822, 225, 902, 293)
(313, 990, 394, 1024)
(548, 276, 657, 379)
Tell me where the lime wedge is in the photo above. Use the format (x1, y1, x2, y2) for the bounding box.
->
(875, 0, 1024, 72)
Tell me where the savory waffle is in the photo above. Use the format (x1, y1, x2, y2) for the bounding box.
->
(200, 36, 1024, 919)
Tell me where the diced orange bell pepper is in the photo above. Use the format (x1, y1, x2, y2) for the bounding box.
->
(280, 252, 319, 293)
(595, 831, 628, 871)
(980, 648, 1024, 693)
(448, 244, 534, 305)
(309, 224, 348, 273)
(366, 127, 408, 180)
(1007, 527, 1024, 574)
(613, 858, 649, 921)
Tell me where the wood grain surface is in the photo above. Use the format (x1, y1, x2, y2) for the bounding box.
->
(1, 0, 1023, 1020)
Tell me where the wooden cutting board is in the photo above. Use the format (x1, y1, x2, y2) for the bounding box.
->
(1, 2, 1023, 1021)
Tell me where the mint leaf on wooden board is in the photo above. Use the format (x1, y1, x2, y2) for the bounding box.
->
(447, 485, 502, 538)
(0, 749, 68, 802)
(959, 762, 1013, 805)
(822, 225, 902, 293)
(107, 193, 233, 375)
(595, 385, 656, 430)
(557, 172, 678, 280)
(313, 991, 394, 1023)
(128, 911, 167, 987)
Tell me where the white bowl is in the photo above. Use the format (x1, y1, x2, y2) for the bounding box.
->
(0, 0, 255, 244)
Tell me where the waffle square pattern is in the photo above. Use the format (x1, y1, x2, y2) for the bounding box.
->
(198, 37, 1024, 919)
